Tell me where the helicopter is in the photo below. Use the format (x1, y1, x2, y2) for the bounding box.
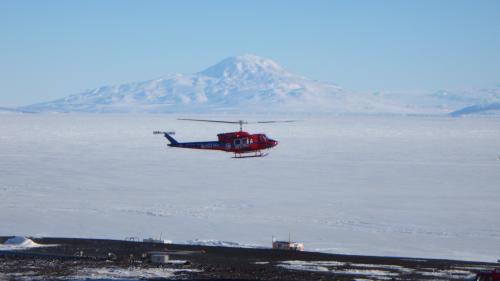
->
(154, 118, 294, 158)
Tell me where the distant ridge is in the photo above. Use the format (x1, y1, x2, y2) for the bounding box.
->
(450, 102, 500, 117)
(0, 107, 31, 114)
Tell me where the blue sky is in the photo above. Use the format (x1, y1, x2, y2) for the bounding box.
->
(1, 0, 499, 106)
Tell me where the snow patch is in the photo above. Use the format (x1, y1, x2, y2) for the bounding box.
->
(350, 263, 414, 273)
(68, 266, 197, 280)
(278, 260, 401, 278)
(278, 260, 331, 272)
(0, 236, 53, 250)
(416, 268, 477, 279)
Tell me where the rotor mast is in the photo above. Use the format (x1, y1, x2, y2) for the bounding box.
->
(238, 120, 245, 131)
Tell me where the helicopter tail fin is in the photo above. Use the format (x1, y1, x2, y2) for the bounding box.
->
(153, 131, 178, 145)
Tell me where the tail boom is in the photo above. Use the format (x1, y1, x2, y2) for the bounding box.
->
(153, 131, 178, 145)
(154, 131, 224, 150)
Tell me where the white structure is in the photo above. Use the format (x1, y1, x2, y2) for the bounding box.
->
(149, 252, 170, 264)
(125, 236, 140, 242)
(272, 240, 304, 251)
(143, 238, 172, 244)
(272, 234, 304, 251)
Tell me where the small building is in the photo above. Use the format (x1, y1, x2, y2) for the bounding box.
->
(143, 238, 172, 244)
(148, 251, 170, 264)
(272, 240, 304, 251)
(125, 236, 140, 242)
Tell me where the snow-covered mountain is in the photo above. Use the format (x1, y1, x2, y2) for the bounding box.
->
(18, 55, 414, 114)
(18, 55, 500, 115)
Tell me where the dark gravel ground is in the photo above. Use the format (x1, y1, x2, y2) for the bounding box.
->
(0, 237, 498, 281)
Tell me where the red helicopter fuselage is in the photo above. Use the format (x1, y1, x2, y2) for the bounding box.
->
(156, 130, 278, 156)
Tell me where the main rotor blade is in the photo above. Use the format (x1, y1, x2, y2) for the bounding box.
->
(178, 118, 297, 125)
(178, 118, 247, 124)
(254, 120, 297, 123)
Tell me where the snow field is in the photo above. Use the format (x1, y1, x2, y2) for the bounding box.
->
(1, 114, 499, 262)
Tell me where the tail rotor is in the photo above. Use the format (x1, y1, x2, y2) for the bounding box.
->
(153, 131, 178, 145)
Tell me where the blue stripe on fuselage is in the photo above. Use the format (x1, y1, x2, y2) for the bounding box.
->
(170, 141, 223, 150)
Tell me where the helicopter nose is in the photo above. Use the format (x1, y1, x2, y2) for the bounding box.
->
(269, 139, 278, 147)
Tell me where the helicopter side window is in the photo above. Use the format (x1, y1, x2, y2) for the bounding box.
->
(241, 138, 248, 145)
(234, 139, 241, 145)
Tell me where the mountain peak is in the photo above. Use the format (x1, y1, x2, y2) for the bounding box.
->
(20, 54, 413, 114)
(200, 54, 288, 78)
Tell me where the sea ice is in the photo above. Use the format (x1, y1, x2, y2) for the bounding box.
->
(1, 114, 499, 262)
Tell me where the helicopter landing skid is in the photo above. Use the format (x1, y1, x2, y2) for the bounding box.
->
(232, 152, 268, 159)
